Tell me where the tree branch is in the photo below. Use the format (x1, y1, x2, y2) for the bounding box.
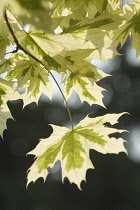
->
(4, 9, 74, 130)
(4, 9, 43, 64)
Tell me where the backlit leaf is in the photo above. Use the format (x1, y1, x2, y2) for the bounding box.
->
(0, 78, 21, 137)
(0, 0, 136, 190)
(27, 113, 126, 189)
(6, 52, 52, 102)
(64, 73, 105, 106)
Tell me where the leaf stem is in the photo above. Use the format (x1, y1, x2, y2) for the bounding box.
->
(49, 71, 73, 130)
(4, 8, 74, 130)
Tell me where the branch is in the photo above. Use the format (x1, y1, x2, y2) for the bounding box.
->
(4, 10, 43, 64)
(4, 9, 74, 130)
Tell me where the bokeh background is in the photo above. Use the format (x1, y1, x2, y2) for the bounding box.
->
(1, 36, 140, 210)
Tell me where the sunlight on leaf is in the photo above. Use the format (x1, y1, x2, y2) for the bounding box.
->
(27, 113, 127, 189)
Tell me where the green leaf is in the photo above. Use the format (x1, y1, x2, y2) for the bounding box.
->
(0, 16, 11, 59)
(0, 59, 11, 74)
(27, 113, 127, 189)
(5, 0, 53, 32)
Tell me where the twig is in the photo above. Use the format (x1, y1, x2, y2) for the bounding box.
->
(3, 9, 74, 130)
(4, 10, 43, 64)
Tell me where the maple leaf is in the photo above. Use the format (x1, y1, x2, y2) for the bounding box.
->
(0, 75, 46, 136)
(27, 113, 127, 189)
(6, 52, 52, 102)
(0, 107, 11, 138)
(3, 0, 53, 32)
(66, 10, 123, 60)
(0, 0, 136, 192)
(64, 73, 105, 107)
(0, 59, 11, 74)
(117, 2, 140, 58)
(105, 1, 140, 59)
(0, 9, 20, 60)
(0, 78, 21, 137)
(15, 27, 98, 73)
(0, 15, 11, 59)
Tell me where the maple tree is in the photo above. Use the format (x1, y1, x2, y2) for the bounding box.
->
(0, 0, 139, 189)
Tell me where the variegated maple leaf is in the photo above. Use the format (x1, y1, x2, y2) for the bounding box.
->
(114, 1, 140, 58)
(5, 52, 53, 103)
(64, 73, 105, 107)
(27, 113, 127, 189)
(0, 78, 21, 137)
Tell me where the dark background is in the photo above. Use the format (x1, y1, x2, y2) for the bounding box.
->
(1, 37, 140, 210)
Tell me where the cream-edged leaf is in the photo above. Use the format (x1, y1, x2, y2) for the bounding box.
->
(64, 73, 105, 106)
(120, 4, 140, 58)
(17, 29, 96, 72)
(0, 106, 11, 138)
(27, 113, 127, 189)
(0, 78, 21, 137)
(106, 1, 140, 58)
(6, 53, 53, 102)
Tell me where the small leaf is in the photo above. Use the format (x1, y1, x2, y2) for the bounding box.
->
(6, 53, 53, 102)
(0, 78, 21, 137)
(64, 73, 105, 106)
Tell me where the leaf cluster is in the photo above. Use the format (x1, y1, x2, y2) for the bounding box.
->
(0, 0, 139, 189)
